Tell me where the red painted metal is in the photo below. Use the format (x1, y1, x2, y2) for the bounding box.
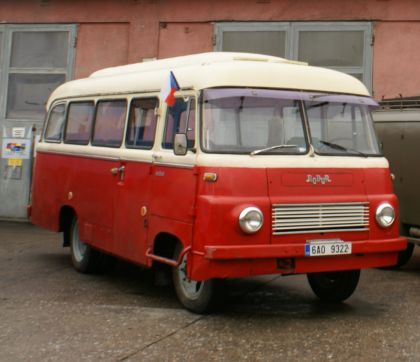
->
(189, 252, 398, 281)
(145, 245, 192, 267)
(30, 149, 406, 282)
(145, 248, 178, 267)
(204, 237, 406, 260)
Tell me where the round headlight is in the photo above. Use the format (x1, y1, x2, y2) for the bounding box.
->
(239, 207, 264, 234)
(375, 203, 395, 228)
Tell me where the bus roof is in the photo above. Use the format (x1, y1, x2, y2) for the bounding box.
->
(47, 52, 371, 108)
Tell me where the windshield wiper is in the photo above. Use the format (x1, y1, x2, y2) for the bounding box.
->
(318, 140, 368, 157)
(250, 144, 299, 156)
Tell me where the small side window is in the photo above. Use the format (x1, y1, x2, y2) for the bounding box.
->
(163, 97, 195, 149)
(92, 100, 127, 148)
(64, 102, 94, 144)
(44, 103, 66, 142)
(126, 98, 158, 149)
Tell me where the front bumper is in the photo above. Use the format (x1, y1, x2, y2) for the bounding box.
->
(190, 237, 407, 280)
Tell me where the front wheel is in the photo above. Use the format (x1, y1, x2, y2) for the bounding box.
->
(172, 245, 217, 314)
(307, 270, 360, 302)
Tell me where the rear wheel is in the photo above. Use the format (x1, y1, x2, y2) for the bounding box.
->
(172, 244, 217, 314)
(307, 270, 360, 302)
(70, 217, 114, 273)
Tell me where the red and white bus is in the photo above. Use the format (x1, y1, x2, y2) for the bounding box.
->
(29, 52, 406, 313)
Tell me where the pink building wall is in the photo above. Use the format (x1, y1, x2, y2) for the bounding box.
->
(374, 22, 420, 99)
(1, 0, 420, 99)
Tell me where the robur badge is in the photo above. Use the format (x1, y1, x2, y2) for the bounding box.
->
(306, 174, 332, 185)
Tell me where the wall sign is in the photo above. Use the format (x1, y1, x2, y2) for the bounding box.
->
(1, 138, 31, 160)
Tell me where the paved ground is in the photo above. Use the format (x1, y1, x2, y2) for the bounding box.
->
(1, 221, 420, 361)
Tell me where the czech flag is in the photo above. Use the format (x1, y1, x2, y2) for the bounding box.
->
(160, 71, 180, 107)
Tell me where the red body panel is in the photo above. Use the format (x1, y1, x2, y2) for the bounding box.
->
(30, 150, 406, 280)
(112, 160, 150, 264)
(189, 165, 404, 280)
(31, 152, 118, 243)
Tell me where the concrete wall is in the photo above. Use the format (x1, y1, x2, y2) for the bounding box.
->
(1, 0, 419, 99)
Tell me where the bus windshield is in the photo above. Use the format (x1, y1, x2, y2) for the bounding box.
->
(305, 94, 380, 156)
(202, 88, 308, 154)
(201, 88, 380, 156)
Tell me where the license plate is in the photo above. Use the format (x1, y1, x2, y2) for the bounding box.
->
(305, 239, 352, 257)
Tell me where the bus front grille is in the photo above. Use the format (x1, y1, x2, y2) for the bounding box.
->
(272, 202, 369, 235)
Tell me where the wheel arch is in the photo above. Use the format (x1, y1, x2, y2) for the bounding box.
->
(152, 232, 183, 262)
(59, 205, 77, 247)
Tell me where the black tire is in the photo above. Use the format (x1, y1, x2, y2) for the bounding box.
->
(172, 244, 217, 314)
(69, 217, 114, 273)
(395, 242, 415, 268)
(307, 270, 360, 302)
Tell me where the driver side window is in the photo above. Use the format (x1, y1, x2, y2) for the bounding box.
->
(162, 97, 195, 150)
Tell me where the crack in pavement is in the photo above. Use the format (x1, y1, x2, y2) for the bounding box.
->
(228, 274, 282, 302)
(117, 315, 205, 361)
(117, 275, 283, 360)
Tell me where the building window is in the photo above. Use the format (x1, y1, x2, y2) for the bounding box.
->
(0, 25, 76, 122)
(219, 23, 289, 58)
(0, 31, 3, 78)
(215, 22, 372, 90)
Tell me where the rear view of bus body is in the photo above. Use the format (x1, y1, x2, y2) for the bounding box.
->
(30, 52, 406, 313)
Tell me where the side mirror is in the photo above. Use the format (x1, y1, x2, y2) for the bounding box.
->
(173, 133, 188, 156)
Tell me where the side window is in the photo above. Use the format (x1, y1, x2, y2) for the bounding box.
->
(44, 103, 66, 142)
(163, 97, 195, 149)
(126, 98, 158, 149)
(92, 100, 127, 147)
(64, 102, 94, 144)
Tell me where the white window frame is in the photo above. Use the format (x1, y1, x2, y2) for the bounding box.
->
(214, 22, 373, 91)
(0, 24, 76, 123)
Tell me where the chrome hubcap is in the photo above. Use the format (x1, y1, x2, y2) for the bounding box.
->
(177, 254, 204, 300)
(72, 221, 87, 263)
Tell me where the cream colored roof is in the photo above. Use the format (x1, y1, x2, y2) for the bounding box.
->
(47, 52, 371, 108)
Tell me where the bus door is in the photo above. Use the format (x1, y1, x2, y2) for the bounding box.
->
(84, 100, 128, 251)
(112, 98, 158, 264)
(148, 97, 197, 252)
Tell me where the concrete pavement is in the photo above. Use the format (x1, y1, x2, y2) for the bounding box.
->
(1, 221, 420, 361)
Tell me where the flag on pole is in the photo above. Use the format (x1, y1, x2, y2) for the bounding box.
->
(160, 71, 180, 107)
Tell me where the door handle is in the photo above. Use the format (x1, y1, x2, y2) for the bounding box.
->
(110, 165, 125, 182)
(110, 166, 125, 175)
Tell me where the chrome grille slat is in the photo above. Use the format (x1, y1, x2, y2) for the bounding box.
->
(272, 209, 368, 214)
(272, 202, 369, 235)
(274, 220, 369, 225)
(273, 216, 369, 222)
